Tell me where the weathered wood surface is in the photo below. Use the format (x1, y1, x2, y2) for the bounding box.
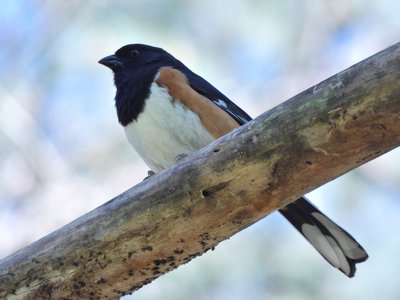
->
(1, 43, 400, 299)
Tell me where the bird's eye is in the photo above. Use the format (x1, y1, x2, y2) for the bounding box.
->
(130, 49, 140, 58)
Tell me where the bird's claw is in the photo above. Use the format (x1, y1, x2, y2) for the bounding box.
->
(143, 170, 156, 181)
(174, 153, 188, 163)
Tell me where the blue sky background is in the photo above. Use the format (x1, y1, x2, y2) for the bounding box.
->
(1, 1, 400, 299)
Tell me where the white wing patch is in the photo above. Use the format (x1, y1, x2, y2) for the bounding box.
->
(215, 99, 228, 108)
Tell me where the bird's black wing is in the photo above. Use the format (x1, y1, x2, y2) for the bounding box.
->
(182, 69, 252, 125)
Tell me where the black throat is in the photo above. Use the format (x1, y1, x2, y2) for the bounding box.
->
(113, 68, 158, 126)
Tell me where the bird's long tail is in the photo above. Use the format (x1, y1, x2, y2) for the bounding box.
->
(279, 197, 368, 277)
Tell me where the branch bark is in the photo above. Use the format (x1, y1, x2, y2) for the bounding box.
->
(1, 42, 400, 299)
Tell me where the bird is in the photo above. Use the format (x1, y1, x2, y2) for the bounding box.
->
(99, 44, 368, 277)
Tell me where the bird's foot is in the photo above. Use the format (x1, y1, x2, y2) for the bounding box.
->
(174, 153, 188, 163)
(143, 170, 156, 181)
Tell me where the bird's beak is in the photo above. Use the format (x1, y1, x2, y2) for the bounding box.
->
(98, 55, 123, 70)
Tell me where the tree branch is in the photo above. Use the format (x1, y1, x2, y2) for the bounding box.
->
(1, 43, 400, 299)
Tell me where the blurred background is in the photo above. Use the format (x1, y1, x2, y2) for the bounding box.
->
(1, 1, 400, 299)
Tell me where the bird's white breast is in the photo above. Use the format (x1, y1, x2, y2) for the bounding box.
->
(124, 82, 215, 172)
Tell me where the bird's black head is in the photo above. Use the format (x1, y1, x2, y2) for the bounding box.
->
(98, 44, 172, 72)
(99, 44, 182, 126)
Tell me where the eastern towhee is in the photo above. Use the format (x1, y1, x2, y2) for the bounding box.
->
(99, 44, 368, 277)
